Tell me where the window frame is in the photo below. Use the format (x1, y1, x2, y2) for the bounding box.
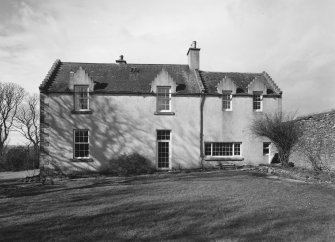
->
(204, 142, 242, 157)
(222, 90, 233, 111)
(253, 91, 263, 111)
(74, 85, 90, 111)
(73, 129, 90, 159)
(156, 86, 171, 112)
(156, 130, 171, 169)
(263, 142, 270, 155)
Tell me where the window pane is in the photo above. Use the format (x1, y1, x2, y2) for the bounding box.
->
(234, 144, 241, 155)
(157, 130, 170, 140)
(74, 130, 89, 158)
(213, 143, 233, 156)
(253, 94, 262, 110)
(207, 142, 241, 157)
(157, 87, 171, 111)
(263, 143, 270, 154)
(222, 91, 232, 110)
(75, 86, 89, 111)
(158, 142, 169, 168)
(205, 143, 211, 156)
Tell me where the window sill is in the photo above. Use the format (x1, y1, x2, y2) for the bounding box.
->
(71, 158, 94, 162)
(154, 111, 175, 116)
(205, 157, 244, 161)
(71, 110, 93, 114)
(157, 167, 170, 170)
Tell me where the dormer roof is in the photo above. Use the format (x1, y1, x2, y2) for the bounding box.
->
(198, 71, 281, 95)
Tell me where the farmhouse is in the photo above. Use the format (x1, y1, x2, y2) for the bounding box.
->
(39, 42, 282, 174)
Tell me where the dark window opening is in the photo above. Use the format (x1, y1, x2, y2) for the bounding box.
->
(176, 84, 186, 92)
(236, 88, 245, 93)
(267, 89, 274, 94)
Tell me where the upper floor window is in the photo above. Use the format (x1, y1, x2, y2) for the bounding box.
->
(156, 86, 171, 112)
(75, 85, 89, 111)
(253, 92, 262, 111)
(222, 91, 232, 111)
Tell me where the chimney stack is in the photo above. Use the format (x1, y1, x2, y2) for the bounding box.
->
(116, 55, 127, 64)
(187, 41, 200, 70)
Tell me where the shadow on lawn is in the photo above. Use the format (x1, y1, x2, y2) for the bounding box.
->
(0, 196, 332, 241)
(0, 171, 259, 198)
(0, 171, 334, 241)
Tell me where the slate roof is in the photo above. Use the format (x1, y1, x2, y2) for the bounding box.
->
(40, 60, 281, 95)
(40, 60, 201, 94)
(199, 71, 264, 94)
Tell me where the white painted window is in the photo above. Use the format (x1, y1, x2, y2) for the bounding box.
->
(156, 86, 171, 112)
(263, 142, 270, 155)
(157, 130, 171, 168)
(204, 142, 241, 157)
(75, 85, 89, 111)
(222, 91, 232, 111)
(253, 92, 262, 111)
(74, 130, 89, 158)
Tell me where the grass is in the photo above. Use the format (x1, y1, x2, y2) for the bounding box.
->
(0, 170, 335, 241)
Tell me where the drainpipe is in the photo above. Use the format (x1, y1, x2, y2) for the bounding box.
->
(200, 90, 206, 169)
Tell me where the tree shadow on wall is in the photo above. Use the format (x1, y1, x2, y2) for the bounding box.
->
(45, 96, 201, 174)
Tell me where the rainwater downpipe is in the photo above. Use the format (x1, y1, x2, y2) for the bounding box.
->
(200, 90, 206, 168)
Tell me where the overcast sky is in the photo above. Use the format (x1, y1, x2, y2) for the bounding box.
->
(0, 0, 334, 144)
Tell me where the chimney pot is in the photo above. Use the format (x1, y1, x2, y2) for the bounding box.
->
(116, 55, 127, 64)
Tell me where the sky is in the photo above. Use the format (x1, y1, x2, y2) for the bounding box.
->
(0, 0, 334, 144)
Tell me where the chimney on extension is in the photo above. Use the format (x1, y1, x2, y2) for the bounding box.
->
(187, 41, 200, 70)
(116, 55, 127, 64)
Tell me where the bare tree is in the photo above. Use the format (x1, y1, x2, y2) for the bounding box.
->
(250, 112, 302, 167)
(15, 93, 40, 150)
(0, 82, 25, 158)
(15, 93, 40, 171)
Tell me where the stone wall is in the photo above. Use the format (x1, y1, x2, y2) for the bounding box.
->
(290, 110, 335, 170)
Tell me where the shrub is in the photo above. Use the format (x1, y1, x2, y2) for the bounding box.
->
(107, 153, 156, 176)
(250, 112, 302, 167)
(0, 146, 38, 171)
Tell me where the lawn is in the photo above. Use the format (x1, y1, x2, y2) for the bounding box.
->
(0, 171, 335, 241)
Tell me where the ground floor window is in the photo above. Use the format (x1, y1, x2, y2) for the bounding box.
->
(157, 130, 171, 168)
(74, 129, 89, 158)
(263, 142, 270, 155)
(204, 142, 241, 157)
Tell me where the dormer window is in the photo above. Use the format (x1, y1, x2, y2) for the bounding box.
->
(75, 85, 89, 111)
(253, 91, 262, 111)
(222, 91, 232, 111)
(156, 86, 171, 112)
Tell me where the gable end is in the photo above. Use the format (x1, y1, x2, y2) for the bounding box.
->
(39, 59, 62, 93)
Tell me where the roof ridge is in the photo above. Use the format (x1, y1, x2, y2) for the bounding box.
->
(200, 71, 263, 75)
(61, 62, 188, 66)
